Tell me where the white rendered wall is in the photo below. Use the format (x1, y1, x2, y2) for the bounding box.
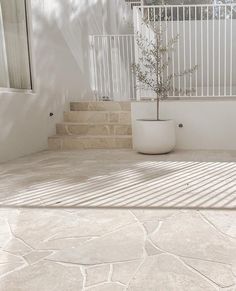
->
(132, 101, 236, 151)
(0, 0, 132, 163)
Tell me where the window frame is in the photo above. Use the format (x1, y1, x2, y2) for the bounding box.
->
(0, 0, 35, 94)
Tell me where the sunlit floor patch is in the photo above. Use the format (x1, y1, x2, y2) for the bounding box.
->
(0, 149, 236, 209)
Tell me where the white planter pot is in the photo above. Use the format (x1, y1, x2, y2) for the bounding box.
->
(133, 119, 176, 154)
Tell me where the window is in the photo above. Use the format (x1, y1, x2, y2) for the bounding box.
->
(0, 0, 32, 90)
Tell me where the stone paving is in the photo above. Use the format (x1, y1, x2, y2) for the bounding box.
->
(0, 150, 236, 290)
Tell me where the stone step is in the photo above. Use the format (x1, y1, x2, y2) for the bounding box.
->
(70, 101, 131, 112)
(64, 111, 131, 124)
(56, 123, 132, 136)
(48, 135, 133, 150)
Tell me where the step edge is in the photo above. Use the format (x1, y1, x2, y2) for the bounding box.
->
(49, 135, 133, 139)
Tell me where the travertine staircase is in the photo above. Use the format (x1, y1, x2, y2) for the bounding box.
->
(48, 102, 133, 150)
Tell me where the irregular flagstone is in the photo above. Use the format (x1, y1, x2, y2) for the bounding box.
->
(0, 218, 12, 248)
(183, 257, 236, 288)
(145, 240, 162, 256)
(112, 260, 141, 285)
(143, 220, 160, 235)
(150, 212, 236, 264)
(8, 210, 80, 249)
(37, 237, 92, 250)
(0, 251, 26, 277)
(23, 251, 53, 265)
(8, 209, 135, 249)
(86, 282, 124, 291)
(131, 209, 179, 222)
(85, 264, 110, 287)
(0, 209, 20, 221)
(200, 211, 236, 238)
(48, 224, 145, 265)
(128, 254, 217, 291)
(0, 261, 83, 291)
(3, 238, 32, 256)
(51, 210, 136, 241)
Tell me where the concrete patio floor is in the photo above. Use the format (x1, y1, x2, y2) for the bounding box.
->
(0, 149, 236, 290)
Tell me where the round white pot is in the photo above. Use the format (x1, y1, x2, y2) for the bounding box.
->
(133, 119, 176, 154)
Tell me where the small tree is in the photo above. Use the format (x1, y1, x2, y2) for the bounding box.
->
(133, 23, 197, 120)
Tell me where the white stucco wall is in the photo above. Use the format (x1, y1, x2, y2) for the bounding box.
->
(132, 100, 236, 151)
(1, 0, 236, 163)
(0, 0, 132, 163)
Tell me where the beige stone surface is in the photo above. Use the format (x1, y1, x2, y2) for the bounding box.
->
(145, 240, 162, 256)
(0, 219, 12, 248)
(48, 136, 62, 150)
(150, 212, 236, 264)
(3, 238, 32, 256)
(131, 209, 178, 222)
(85, 264, 110, 287)
(0, 261, 83, 291)
(23, 251, 53, 265)
(200, 211, 236, 238)
(49, 135, 133, 150)
(56, 124, 132, 136)
(128, 254, 218, 291)
(7, 209, 135, 249)
(70, 101, 131, 112)
(0, 150, 236, 290)
(86, 282, 125, 291)
(48, 223, 145, 265)
(112, 260, 141, 285)
(143, 220, 160, 234)
(183, 257, 236, 288)
(64, 111, 131, 124)
(0, 251, 26, 277)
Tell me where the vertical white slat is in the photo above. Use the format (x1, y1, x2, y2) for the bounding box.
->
(218, 5, 221, 96)
(171, 6, 175, 96)
(201, 6, 204, 97)
(121, 36, 126, 99)
(183, 6, 186, 96)
(230, 5, 233, 96)
(133, 7, 141, 101)
(159, 7, 162, 83)
(95, 37, 100, 100)
(114, 36, 119, 98)
(102, 36, 107, 98)
(105, 36, 111, 100)
(126, 36, 131, 100)
(109, 36, 115, 99)
(147, 7, 151, 99)
(189, 6, 192, 96)
(177, 6, 181, 95)
(130, 35, 136, 100)
(224, 5, 227, 96)
(90, 36, 98, 100)
(165, 6, 168, 85)
(195, 6, 198, 96)
(98, 37, 106, 97)
(212, 5, 215, 96)
(154, 7, 156, 100)
(207, 6, 209, 96)
(118, 36, 123, 98)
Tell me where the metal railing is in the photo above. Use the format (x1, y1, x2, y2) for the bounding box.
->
(89, 34, 136, 101)
(134, 4, 236, 99)
(90, 3, 236, 101)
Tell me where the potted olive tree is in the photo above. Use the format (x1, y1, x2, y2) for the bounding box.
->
(132, 23, 197, 154)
